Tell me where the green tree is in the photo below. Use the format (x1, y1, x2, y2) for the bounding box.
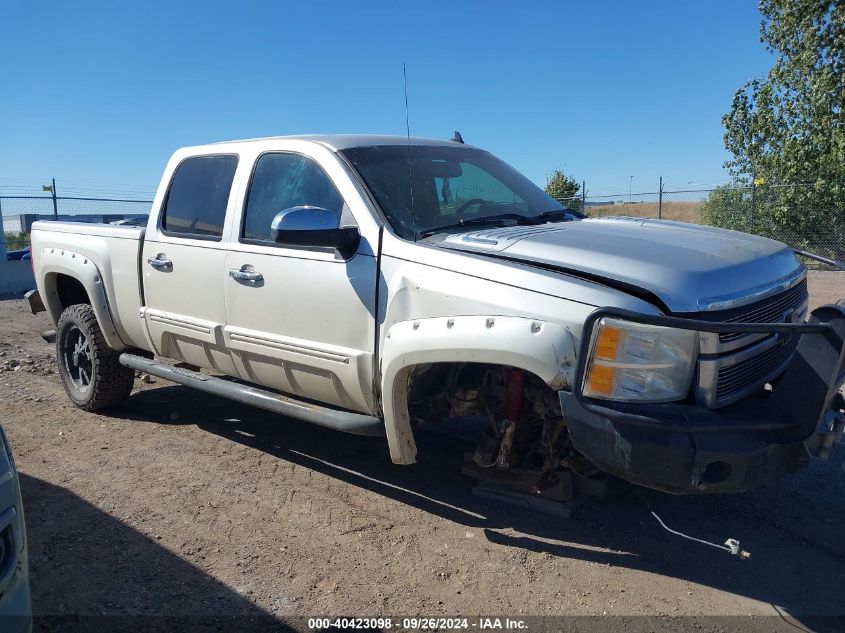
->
(707, 0, 845, 255)
(723, 0, 844, 188)
(544, 170, 581, 208)
(3, 232, 29, 250)
(701, 186, 754, 234)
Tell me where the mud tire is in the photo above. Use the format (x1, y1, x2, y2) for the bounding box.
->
(56, 304, 134, 411)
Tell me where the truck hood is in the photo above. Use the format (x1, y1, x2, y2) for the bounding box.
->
(438, 217, 803, 312)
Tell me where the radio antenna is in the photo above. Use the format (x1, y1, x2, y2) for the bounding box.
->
(403, 62, 411, 141)
(403, 63, 417, 241)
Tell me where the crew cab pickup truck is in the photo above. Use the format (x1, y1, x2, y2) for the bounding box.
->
(28, 134, 845, 495)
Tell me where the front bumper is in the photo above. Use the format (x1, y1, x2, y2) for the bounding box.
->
(560, 304, 845, 494)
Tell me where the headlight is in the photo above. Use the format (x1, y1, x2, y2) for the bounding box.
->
(583, 317, 698, 403)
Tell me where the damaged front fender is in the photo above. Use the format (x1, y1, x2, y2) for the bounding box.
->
(380, 315, 577, 465)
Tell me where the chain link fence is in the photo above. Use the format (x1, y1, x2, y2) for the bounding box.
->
(555, 182, 845, 270)
(1, 195, 152, 253)
(3, 183, 844, 270)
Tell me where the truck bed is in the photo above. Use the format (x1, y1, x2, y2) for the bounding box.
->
(29, 220, 148, 349)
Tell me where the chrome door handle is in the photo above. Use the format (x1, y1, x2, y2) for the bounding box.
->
(229, 268, 263, 282)
(147, 255, 172, 269)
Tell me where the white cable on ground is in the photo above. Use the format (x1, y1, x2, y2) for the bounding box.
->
(650, 510, 752, 560)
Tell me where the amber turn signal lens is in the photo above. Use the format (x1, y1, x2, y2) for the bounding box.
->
(595, 325, 622, 361)
(586, 364, 615, 396)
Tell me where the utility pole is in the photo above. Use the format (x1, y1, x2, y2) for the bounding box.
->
(658, 176, 663, 219)
(51, 178, 58, 219)
(581, 180, 586, 213)
(43, 179, 58, 219)
(629, 176, 633, 204)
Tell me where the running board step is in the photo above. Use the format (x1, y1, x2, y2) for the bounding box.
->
(119, 353, 385, 437)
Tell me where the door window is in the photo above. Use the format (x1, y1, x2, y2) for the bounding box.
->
(161, 155, 238, 239)
(242, 153, 344, 243)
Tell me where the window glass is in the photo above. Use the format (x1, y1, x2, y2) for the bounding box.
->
(437, 163, 524, 209)
(341, 145, 563, 240)
(242, 153, 344, 242)
(162, 155, 238, 238)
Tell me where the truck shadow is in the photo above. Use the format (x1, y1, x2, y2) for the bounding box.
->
(19, 473, 291, 632)
(119, 385, 845, 630)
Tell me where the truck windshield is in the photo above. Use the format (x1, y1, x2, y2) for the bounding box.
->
(340, 145, 568, 240)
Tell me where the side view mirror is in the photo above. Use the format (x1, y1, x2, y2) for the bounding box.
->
(270, 206, 360, 256)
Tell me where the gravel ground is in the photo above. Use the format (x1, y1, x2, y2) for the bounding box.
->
(0, 272, 843, 632)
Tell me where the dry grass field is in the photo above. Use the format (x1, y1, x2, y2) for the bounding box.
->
(587, 201, 704, 224)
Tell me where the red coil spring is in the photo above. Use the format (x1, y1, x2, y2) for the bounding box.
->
(505, 368, 524, 422)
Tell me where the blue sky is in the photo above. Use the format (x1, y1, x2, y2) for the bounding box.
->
(1, 1, 773, 199)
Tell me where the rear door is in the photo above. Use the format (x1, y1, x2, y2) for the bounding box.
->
(223, 147, 378, 414)
(141, 154, 240, 375)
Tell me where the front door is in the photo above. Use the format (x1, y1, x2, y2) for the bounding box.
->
(223, 151, 377, 413)
(141, 154, 239, 376)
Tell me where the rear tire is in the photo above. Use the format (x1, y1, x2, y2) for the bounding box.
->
(56, 304, 134, 411)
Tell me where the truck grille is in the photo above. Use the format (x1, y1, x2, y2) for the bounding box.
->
(715, 335, 799, 401)
(696, 274, 808, 408)
(719, 279, 808, 343)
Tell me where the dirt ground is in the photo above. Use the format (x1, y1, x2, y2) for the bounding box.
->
(1, 271, 843, 632)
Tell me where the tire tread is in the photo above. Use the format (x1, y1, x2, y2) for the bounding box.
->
(57, 304, 134, 411)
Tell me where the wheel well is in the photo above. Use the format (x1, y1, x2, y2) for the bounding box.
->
(406, 362, 559, 425)
(55, 274, 90, 311)
(405, 361, 577, 474)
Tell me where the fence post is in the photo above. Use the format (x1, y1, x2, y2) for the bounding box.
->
(750, 174, 756, 233)
(658, 176, 663, 220)
(581, 181, 586, 212)
(51, 178, 58, 220)
(0, 196, 6, 262)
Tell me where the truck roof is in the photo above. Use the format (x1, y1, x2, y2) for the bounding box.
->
(205, 134, 473, 151)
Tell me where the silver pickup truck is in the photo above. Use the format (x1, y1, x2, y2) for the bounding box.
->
(28, 134, 845, 495)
